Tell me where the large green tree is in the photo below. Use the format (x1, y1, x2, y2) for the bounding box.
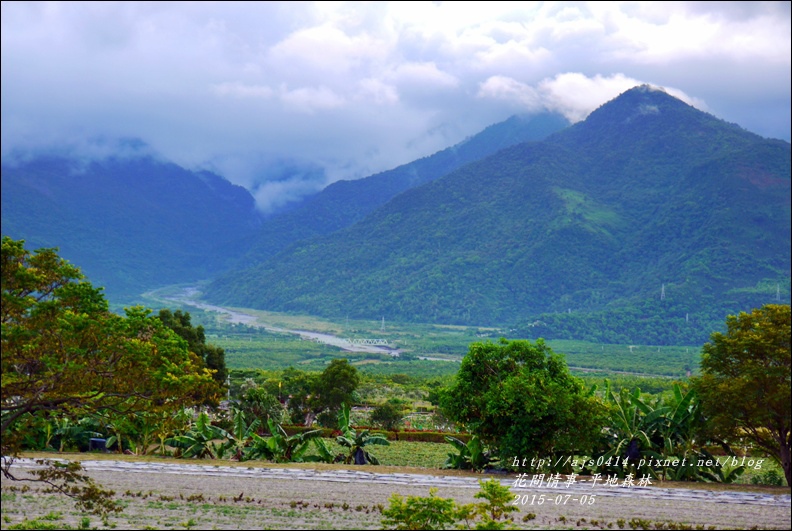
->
(693, 304, 791, 486)
(280, 360, 359, 426)
(158, 308, 228, 385)
(313, 358, 359, 424)
(1, 237, 220, 513)
(442, 339, 606, 468)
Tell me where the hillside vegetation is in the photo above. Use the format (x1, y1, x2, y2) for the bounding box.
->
(205, 86, 791, 344)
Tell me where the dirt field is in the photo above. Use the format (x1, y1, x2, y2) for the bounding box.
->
(2, 458, 790, 530)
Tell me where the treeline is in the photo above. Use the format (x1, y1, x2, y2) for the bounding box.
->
(514, 294, 786, 346)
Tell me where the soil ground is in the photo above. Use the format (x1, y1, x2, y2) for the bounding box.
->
(1, 457, 789, 530)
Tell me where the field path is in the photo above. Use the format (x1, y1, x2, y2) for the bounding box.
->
(2, 458, 789, 530)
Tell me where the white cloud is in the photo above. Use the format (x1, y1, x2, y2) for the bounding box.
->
(477, 72, 706, 124)
(477, 76, 543, 111)
(279, 85, 346, 113)
(537, 72, 649, 122)
(212, 82, 274, 99)
(1, 1, 789, 211)
(386, 62, 459, 90)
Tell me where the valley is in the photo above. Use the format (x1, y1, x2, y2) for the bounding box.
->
(141, 285, 695, 383)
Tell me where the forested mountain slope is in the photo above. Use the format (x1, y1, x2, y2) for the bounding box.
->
(242, 112, 569, 264)
(1, 155, 263, 300)
(205, 86, 790, 344)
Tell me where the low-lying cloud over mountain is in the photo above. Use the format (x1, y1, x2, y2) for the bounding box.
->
(2, 2, 789, 212)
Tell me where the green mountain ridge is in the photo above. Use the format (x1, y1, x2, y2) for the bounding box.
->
(0, 112, 569, 302)
(241, 112, 570, 265)
(205, 86, 791, 344)
(1, 155, 263, 300)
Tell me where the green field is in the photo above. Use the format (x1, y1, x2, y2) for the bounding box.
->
(140, 287, 700, 385)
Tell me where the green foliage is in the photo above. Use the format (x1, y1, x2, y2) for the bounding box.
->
(245, 418, 322, 462)
(442, 435, 494, 472)
(381, 488, 458, 530)
(381, 479, 517, 530)
(236, 385, 287, 426)
(313, 359, 360, 424)
(165, 411, 232, 459)
(1, 237, 219, 514)
(336, 403, 390, 465)
(159, 309, 228, 385)
(224, 408, 262, 461)
(370, 399, 406, 431)
(693, 304, 791, 486)
(442, 339, 606, 466)
(590, 382, 744, 483)
(279, 367, 320, 425)
(750, 468, 785, 486)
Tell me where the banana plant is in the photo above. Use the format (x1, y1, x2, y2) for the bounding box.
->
(246, 419, 321, 462)
(164, 411, 232, 459)
(443, 435, 493, 471)
(656, 384, 744, 483)
(304, 437, 339, 464)
(53, 417, 102, 453)
(336, 403, 389, 465)
(226, 408, 262, 461)
(590, 382, 667, 478)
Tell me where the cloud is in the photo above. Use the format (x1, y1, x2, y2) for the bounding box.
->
(477, 72, 703, 124)
(279, 85, 347, 113)
(212, 82, 275, 99)
(1, 2, 789, 212)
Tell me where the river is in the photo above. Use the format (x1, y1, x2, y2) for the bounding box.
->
(162, 287, 399, 356)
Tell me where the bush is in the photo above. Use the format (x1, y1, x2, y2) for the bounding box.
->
(751, 469, 785, 486)
(370, 400, 405, 431)
(381, 479, 518, 530)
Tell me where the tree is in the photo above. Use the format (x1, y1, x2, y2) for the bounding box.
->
(693, 304, 791, 486)
(158, 309, 228, 385)
(282, 360, 359, 426)
(280, 367, 319, 425)
(312, 358, 359, 425)
(237, 386, 287, 425)
(441, 339, 606, 468)
(370, 398, 405, 431)
(1, 237, 220, 513)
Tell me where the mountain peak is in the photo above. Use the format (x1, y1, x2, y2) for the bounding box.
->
(584, 84, 694, 126)
(550, 84, 759, 161)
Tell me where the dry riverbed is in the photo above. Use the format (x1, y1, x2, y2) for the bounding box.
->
(1, 457, 790, 530)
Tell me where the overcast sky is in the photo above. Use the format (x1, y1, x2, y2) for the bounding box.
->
(2, 1, 790, 212)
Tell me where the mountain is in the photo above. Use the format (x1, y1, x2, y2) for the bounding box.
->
(242, 112, 570, 264)
(0, 112, 568, 301)
(1, 154, 263, 300)
(204, 86, 791, 344)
